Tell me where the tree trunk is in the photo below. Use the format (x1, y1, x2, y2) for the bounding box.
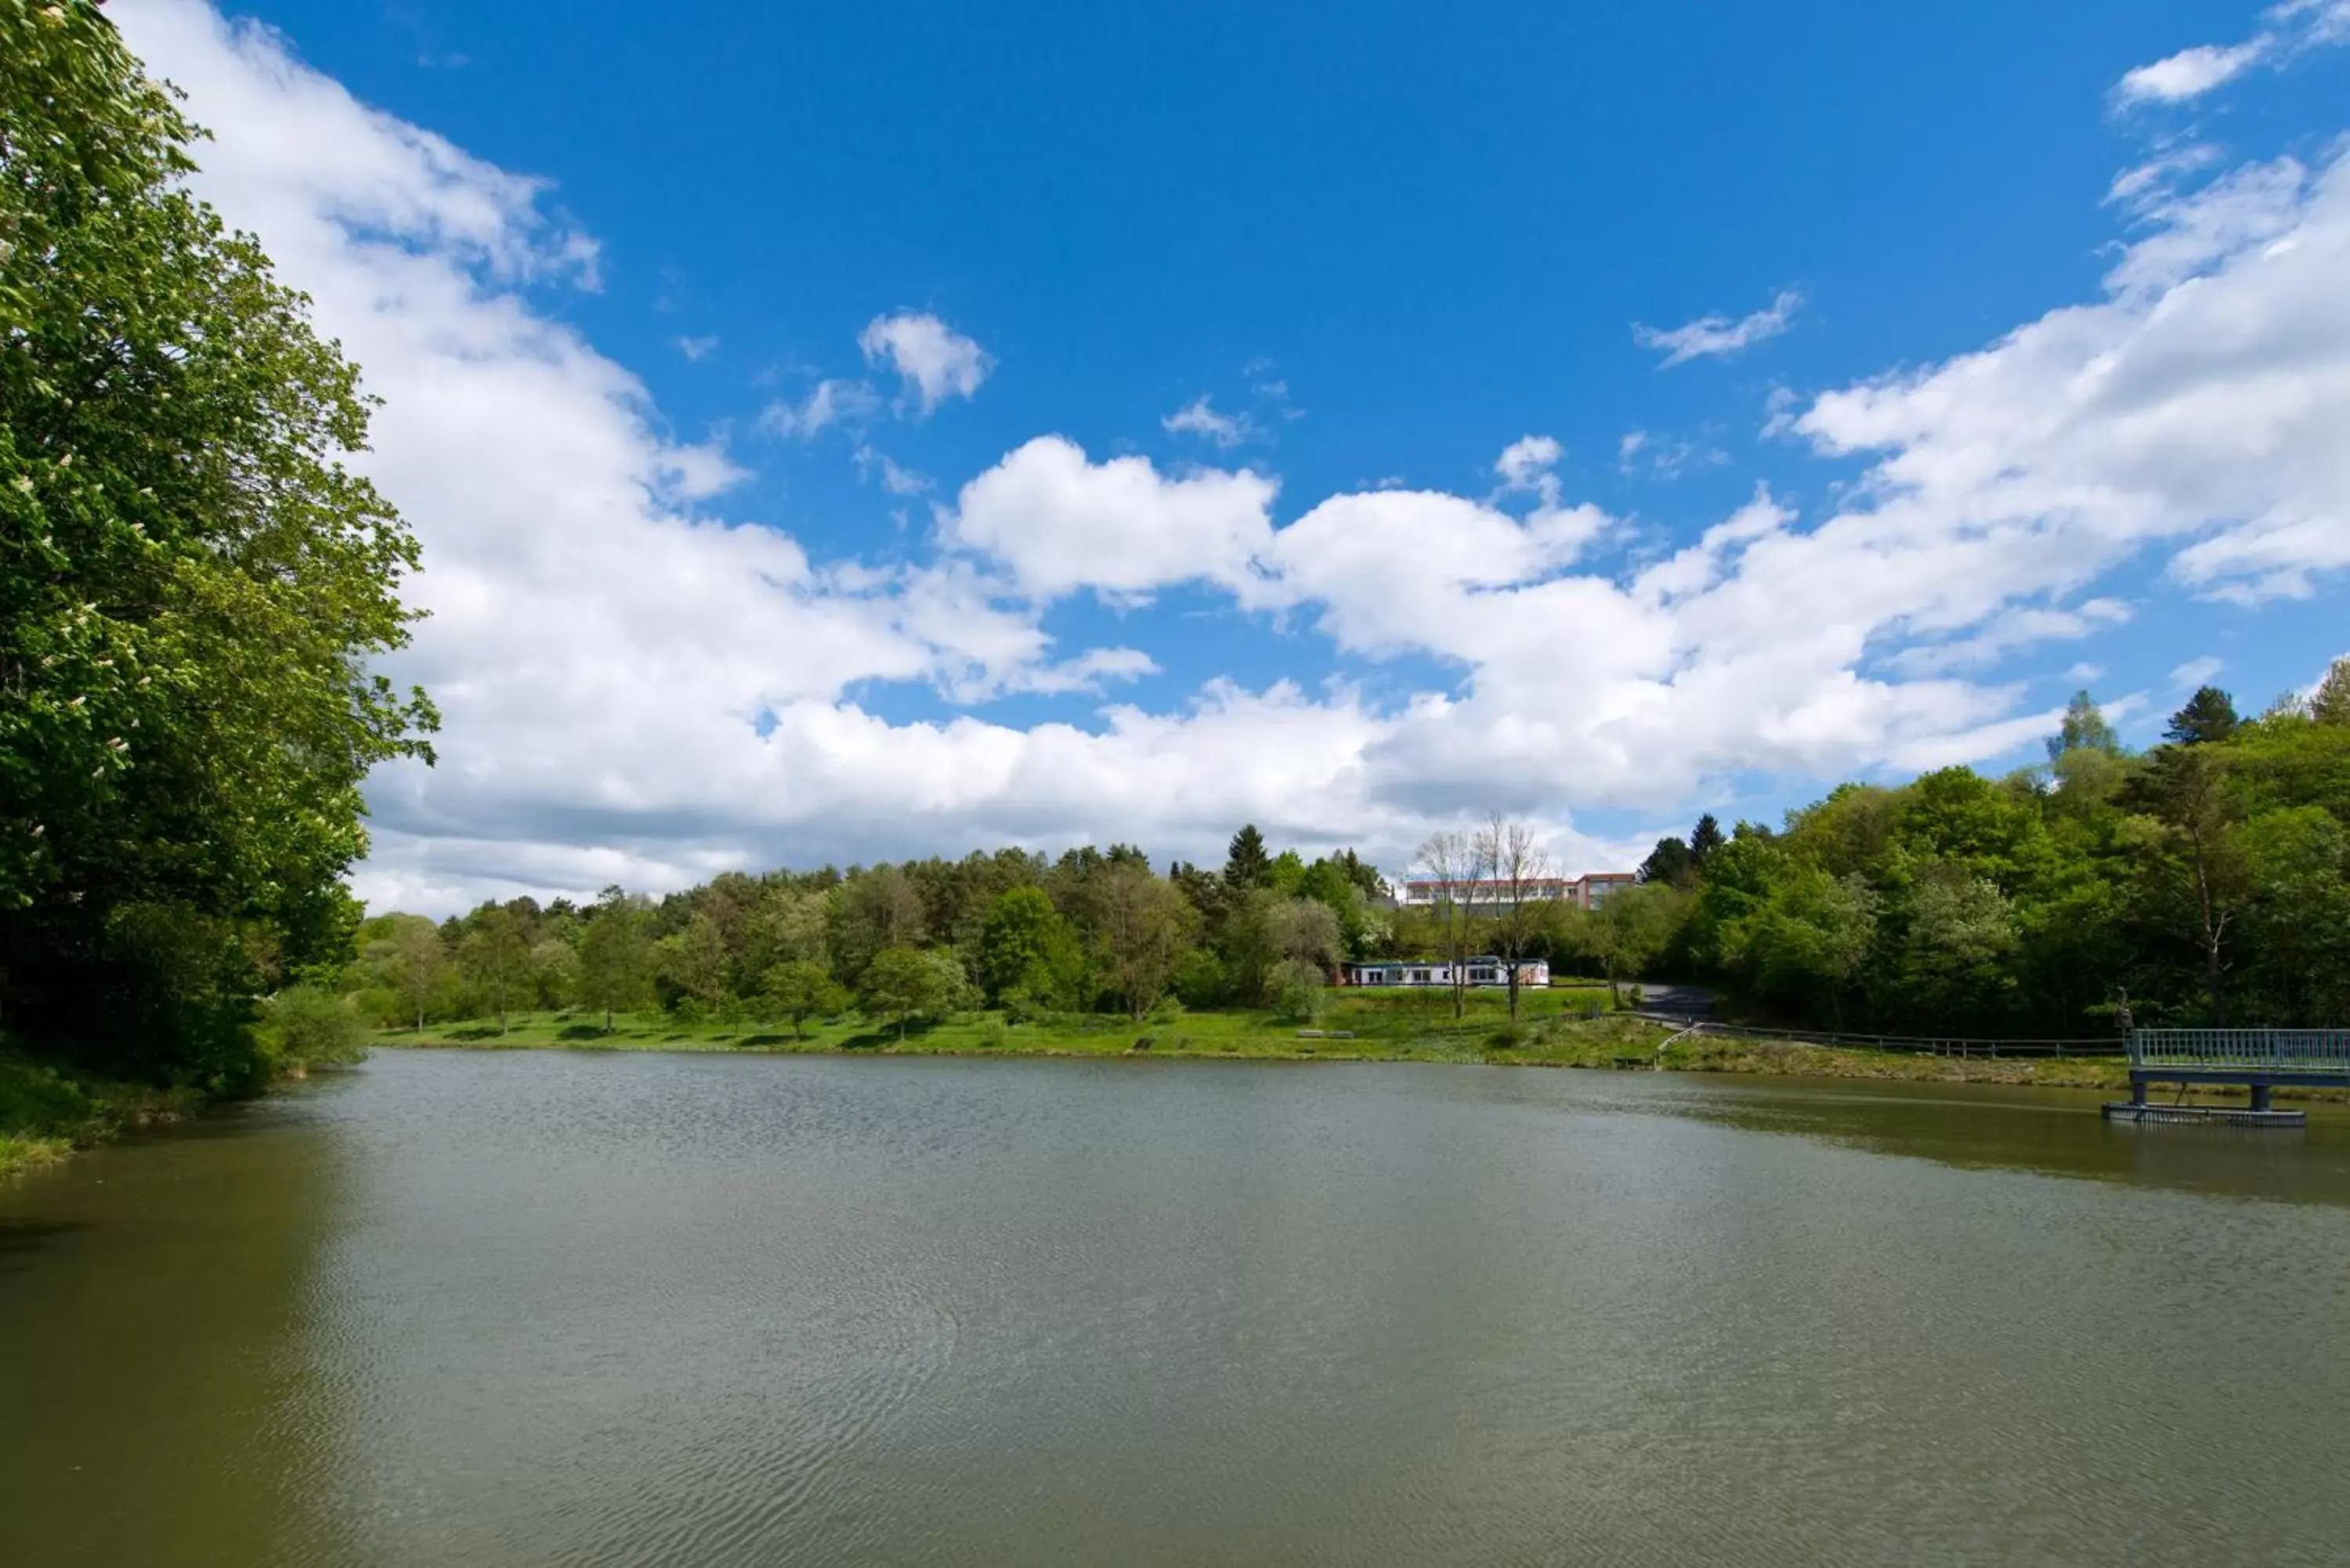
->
(2205, 930, 2226, 1028)
(2191, 829, 2227, 1026)
(604, 1003, 613, 1035)
(1506, 966, 1520, 1021)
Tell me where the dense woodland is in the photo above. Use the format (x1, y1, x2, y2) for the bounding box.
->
(345, 673, 2350, 1044)
(1652, 682, 2350, 1035)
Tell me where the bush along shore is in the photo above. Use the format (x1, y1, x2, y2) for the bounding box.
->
(372, 989, 2151, 1094)
(0, 1050, 204, 1179)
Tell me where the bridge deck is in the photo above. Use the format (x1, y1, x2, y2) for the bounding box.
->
(2120, 1030, 2348, 1122)
(2128, 1028, 2350, 1078)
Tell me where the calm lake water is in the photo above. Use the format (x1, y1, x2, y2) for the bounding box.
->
(5, 1050, 2350, 1566)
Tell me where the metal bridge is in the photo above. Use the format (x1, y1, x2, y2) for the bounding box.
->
(2108, 1028, 2350, 1125)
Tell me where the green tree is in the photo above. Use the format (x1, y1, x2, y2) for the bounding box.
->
(2047, 691, 2123, 761)
(1094, 865, 1199, 1020)
(1, 2, 435, 1080)
(459, 908, 530, 1035)
(2124, 746, 2249, 1025)
(1296, 857, 1376, 958)
(383, 919, 450, 1032)
(1223, 825, 1272, 891)
(577, 890, 653, 1033)
(745, 885, 829, 976)
(655, 911, 731, 1013)
(828, 868, 925, 984)
(2165, 686, 2240, 746)
(978, 886, 1086, 1007)
(1267, 896, 1343, 977)
(1689, 814, 1726, 866)
(1894, 864, 2018, 1028)
(859, 945, 966, 1039)
(1639, 836, 1696, 888)
(261, 983, 367, 1068)
(1269, 958, 1328, 1024)
(2313, 656, 2350, 727)
(761, 959, 847, 1039)
(1587, 883, 1688, 1005)
(529, 937, 580, 1010)
(2235, 806, 2350, 1025)
(1721, 867, 1878, 1028)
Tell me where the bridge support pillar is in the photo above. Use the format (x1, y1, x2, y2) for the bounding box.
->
(2130, 1075, 2149, 1107)
(2249, 1082, 2273, 1113)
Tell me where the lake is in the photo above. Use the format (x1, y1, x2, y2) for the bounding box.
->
(5, 1050, 2349, 1566)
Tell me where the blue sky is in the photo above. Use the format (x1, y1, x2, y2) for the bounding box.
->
(112, 0, 2350, 911)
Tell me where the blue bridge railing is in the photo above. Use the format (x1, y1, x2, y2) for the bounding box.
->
(2128, 1028, 2350, 1073)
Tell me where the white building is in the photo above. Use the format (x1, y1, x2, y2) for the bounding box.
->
(1345, 956, 1553, 988)
(1394, 872, 1636, 911)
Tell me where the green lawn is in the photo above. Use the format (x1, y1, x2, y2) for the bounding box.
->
(371, 987, 2139, 1090)
(378, 985, 1619, 1060)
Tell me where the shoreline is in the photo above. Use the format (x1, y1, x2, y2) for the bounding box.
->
(0, 1053, 204, 1180)
(372, 1010, 2149, 1093)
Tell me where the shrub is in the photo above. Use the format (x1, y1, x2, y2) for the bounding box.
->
(262, 985, 369, 1068)
(1172, 948, 1228, 1009)
(1270, 959, 1327, 1024)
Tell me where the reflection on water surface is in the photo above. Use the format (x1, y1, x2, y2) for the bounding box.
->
(5, 1050, 2347, 1566)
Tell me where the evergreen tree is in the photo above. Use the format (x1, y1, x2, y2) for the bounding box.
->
(1690, 814, 1726, 865)
(1223, 825, 1273, 891)
(1639, 836, 1695, 887)
(2164, 686, 2240, 746)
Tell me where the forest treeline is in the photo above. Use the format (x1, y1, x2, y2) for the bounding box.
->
(2, 3, 433, 1093)
(356, 675, 2350, 1043)
(343, 831, 1407, 1039)
(1645, 680, 2350, 1035)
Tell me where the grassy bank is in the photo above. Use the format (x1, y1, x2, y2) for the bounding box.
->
(0, 1051, 203, 1179)
(375, 989, 2138, 1092)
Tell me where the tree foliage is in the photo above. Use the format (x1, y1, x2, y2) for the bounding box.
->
(2165, 686, 2239, 746)
(2, 2, 434, 1087)
(761, 959, 845, 1039)
(1661, 692, 2350, 1032)
(858, 945, 967, 1039)
(333, 680, 2348, 1044)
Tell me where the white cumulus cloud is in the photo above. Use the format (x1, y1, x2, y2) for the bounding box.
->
(859, 310, 992, 415)
(942, 437, 1280, 602)
(108, 0, 2350, 914)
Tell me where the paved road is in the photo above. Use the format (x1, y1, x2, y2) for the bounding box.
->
(1629, 983, 1715, 1017)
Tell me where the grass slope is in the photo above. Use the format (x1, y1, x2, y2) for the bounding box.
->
(378, 988, 2135, 1090)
